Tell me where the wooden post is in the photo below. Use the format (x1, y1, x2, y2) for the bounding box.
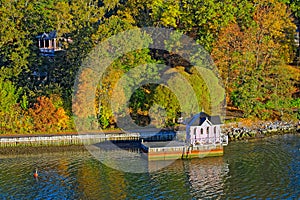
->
(54, 38, 56, 49)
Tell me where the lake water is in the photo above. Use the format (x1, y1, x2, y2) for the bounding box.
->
(0, 134, 299, 199)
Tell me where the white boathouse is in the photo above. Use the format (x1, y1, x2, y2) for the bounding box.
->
(186, 112, 228, 146)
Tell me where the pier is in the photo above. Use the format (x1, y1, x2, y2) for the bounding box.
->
(141, 141, 224, 161)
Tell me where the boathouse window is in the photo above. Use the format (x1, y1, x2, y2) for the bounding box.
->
(214, 127, 216, 134)
(207, 127, 209, 136)
(201, 128, 203, 134)
(194, 128, 197, 139)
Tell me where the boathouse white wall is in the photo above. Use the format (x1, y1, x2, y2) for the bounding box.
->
(186, 113, 222, 146)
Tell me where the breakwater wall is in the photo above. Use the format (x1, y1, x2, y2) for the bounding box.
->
(223, 121, 300, 141)
(0, 131, 176, 147)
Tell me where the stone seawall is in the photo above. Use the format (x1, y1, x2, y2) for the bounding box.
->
(0, 131, 176, 147)
(222, 121, 300, 141)
(0, 134, 126, 147)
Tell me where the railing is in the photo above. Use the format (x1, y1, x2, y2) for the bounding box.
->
(40, 47, 63, 52)
(220, 134, 228, 146)
(192, 135, 228, 146)
(193, 137, 217, 145)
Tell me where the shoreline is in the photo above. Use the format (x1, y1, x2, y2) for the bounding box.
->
(0, 120, 299, 148)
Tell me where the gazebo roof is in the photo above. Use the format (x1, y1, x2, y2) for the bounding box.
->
(36, 30, 57, 40)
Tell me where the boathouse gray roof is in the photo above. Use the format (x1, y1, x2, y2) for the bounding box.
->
(187, 112, 222, 126)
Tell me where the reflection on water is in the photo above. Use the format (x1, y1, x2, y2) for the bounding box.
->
(88, 141, 176, 173)
(0, 134, 299, 199)
(186, 158, 229, 198)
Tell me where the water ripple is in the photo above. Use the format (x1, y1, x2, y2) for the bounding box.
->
(0, 134, 299, 199)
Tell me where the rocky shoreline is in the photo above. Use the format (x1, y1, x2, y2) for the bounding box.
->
(222, 121, 300, 141)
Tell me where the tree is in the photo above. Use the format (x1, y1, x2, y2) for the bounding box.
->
(29, 96, 70, 132)
(212, 0, 297, 119)
(281, 0, 300, 17)
(0, 0, 32, 79)
(0, 78, 32, 134)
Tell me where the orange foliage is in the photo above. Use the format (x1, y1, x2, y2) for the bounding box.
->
(73, 68, 97, 119)
(237, 118, 260, 128)
(29, 96, 70, 133)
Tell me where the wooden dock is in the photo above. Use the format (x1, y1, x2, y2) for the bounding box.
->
(141, 141, 224, 161)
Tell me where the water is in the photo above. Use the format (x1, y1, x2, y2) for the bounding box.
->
(0, 134, 299, 199)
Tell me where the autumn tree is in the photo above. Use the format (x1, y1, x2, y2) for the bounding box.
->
(212, 0, 297, 119)
(1, 0, 299, 133)
(29, 96, 70, 132)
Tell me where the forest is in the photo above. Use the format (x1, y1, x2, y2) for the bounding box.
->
(0, 0, 299, 134)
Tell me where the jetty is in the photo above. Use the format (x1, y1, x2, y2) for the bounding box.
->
(141, 141, 224, 160)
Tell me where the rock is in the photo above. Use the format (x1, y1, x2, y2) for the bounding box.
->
(222, 120, 299, 142)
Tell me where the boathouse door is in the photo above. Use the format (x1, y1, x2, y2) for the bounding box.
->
(214, 126, 217, 143)
(206, 127, 209, 143)
(193, 128, 197, 144)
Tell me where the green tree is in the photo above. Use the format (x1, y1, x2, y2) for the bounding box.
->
(212, 0, 297, 119)
(0, 0, 31, 79)
(0, 78, 32, 134)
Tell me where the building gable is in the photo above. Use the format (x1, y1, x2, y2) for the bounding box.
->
(187, 112, 222, 126)
(199, 119, 212, 127)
